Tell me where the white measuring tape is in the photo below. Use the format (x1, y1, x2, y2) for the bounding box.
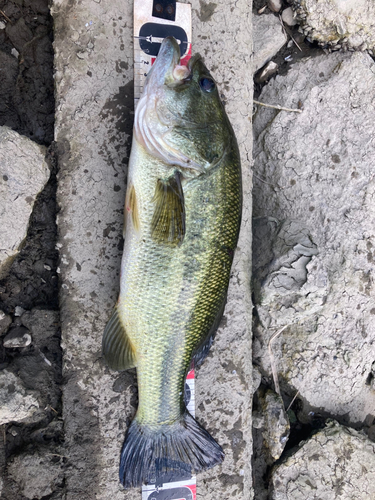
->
(134, 0, 192, 105)
(133, 1, 196, 498)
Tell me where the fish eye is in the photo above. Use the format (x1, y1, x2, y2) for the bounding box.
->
(199, 77, 215, 92)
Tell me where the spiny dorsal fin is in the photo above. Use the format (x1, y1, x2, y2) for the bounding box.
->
(151, 171, 185, 247)
(102, 307, 137, 371)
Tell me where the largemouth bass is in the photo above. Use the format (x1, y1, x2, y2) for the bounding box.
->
(102, 36, 242, 488)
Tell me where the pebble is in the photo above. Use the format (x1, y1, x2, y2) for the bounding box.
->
(14, 306, 25, 317)
(282, 7, 297, 27)
(255, 61, 278, 83)
(3, 326, 32, 348)
(0, 309, 12, 335)
(267, 0, 282, 13)
(0, 21, 6, 30)
(260, 389, 290, 460)
(11, 48, 19, 58)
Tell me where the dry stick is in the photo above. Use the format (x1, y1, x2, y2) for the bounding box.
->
(258, 5, 267, 14)
(253, 100, 302, 113)
(268, 325, 290, 399)
(253, 173, 276, 187)
(286, 390, 300, 412)
(279, 14, 302, 52)
(48, 405, 59, 415)
(0, 10, 12, 24)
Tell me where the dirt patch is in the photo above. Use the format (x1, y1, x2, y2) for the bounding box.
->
(0, 0, 54, 145)
(0, 1, 62, 499)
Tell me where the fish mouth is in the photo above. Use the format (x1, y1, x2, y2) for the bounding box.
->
(134, 37, 208, 174)
(145, 37, 194, 91)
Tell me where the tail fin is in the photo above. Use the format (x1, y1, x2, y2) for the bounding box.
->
(119, 411, 224, 488)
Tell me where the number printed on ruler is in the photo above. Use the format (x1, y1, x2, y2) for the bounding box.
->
(133, 0, 192, 106)
(142, 477, 196, 500)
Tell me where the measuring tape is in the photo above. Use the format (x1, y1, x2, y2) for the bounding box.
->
(133, 1, 195, 498)
(134, 0, 192, 105)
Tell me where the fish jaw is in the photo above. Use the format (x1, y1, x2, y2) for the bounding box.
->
(134, 37, 208, 175)
(144, 36, 181, 92)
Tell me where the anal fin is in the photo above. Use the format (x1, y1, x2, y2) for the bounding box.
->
(102, 307, 137, 371)
(151, 170, 185, 247)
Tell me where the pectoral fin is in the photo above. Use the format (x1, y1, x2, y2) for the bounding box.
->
(102, 307, 137, 371)
(151, 171, 185, 247)
(124, 184, 140, 237)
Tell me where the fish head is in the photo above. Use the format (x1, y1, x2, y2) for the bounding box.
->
(135, 37, 233, 176)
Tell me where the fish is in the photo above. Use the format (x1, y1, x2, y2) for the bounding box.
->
(102, 36, 242, 488)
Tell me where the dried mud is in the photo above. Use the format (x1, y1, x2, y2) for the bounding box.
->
(0, 1, 62, 499)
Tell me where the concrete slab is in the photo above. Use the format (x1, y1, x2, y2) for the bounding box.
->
(252, 52, 375, 424)
(53, 1, 253, 499)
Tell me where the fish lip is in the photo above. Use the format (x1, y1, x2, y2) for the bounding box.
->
(144, 37, 181, 91)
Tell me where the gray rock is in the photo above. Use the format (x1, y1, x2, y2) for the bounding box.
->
(52, 0, 253, 498)
(289, 0, 375, 53)
(253, 218, 323, 328)
(7, 452, 64, 499)
(260, 389, 290, 460)
(0, 370, 39, 425)
(21, 309, 59, 343)
(14, 305, 26, 317)
(3, 326, 32, 348)
(253, 366, 262, 394)
(0, 127, 50, 278)
(255, 61, 278, 83)
(267, 0, 282, 13)
(270, 420, 375, 499)
(281, 7, 297, 27)
(0, 309, 12, 335)
(253, 52, 375, 423)
(253, 13, 287, 73)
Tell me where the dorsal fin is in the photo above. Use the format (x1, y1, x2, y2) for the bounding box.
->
(151, 171, 185, 247)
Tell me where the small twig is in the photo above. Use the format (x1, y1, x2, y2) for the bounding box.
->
(0, 10, 12, 24)
(48, 405, 58, 414)
(258, 5, 267, 14)
(279, 14, 302, 52)
(253, 173, 276, 187)
(254, 100, 302, 113)
(268, 325, 290, 399)
(286, 390, 300, 412)
(19, 34, 44, 64)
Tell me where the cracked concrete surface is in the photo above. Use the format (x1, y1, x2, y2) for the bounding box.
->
(253, 51, 375, 424)
(53, 0, 253, 498)
(270, 420, 375, 499)
(290, 0, 375, 53)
